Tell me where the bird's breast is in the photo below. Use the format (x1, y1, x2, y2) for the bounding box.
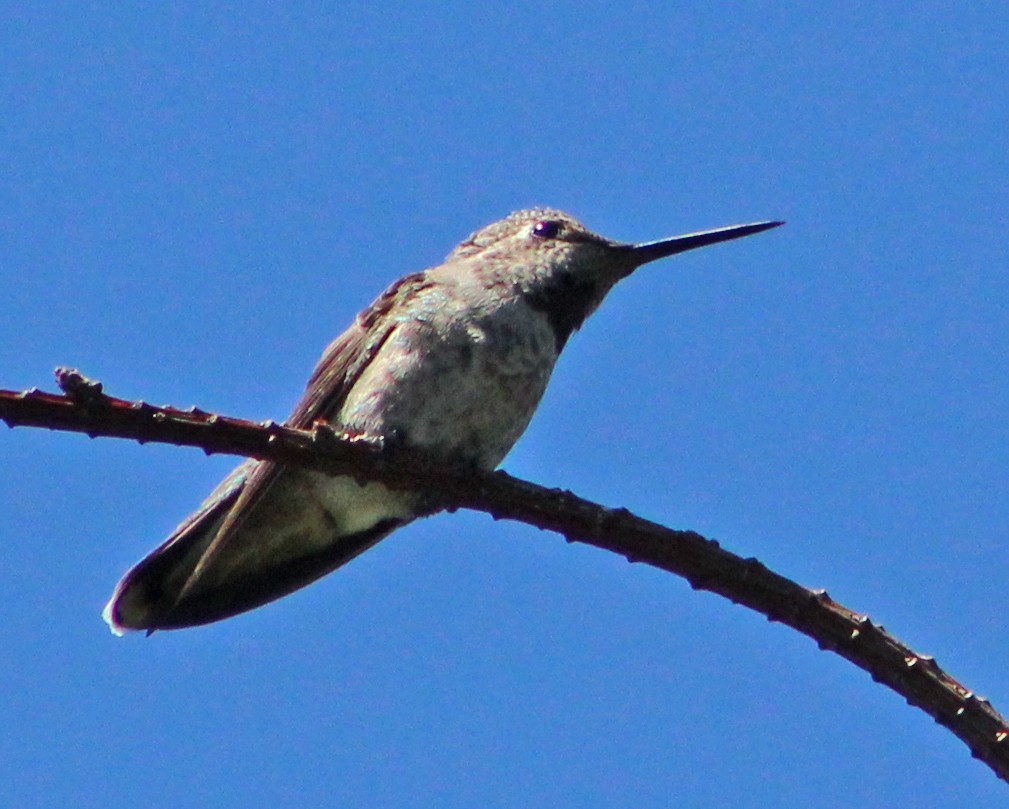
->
(338, 298, 559, 467)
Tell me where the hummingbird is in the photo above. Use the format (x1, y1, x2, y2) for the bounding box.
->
(103, 208, 782, 633)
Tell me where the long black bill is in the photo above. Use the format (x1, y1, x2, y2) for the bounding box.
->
(631, 220, 784, 265)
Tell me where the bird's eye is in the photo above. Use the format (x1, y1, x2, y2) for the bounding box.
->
(531, 220, 562, 239)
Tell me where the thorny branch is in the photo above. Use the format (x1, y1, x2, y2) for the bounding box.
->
(2, 368, 1009, 784)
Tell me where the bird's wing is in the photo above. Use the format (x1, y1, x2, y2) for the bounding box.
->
(171, 272, 434, 603)
(192, 272, 432, 539)
(105, 272, 436, 632)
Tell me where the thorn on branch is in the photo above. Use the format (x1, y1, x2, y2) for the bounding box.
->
(314, 420, 349, 443)
(313, 421, 386, 460)
(54, 367, 107, 406)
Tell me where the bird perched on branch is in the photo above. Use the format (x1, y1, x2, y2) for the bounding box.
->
(103, 208, 782, 633)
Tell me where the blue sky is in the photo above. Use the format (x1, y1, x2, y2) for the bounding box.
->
(2, 3, 1008, 806)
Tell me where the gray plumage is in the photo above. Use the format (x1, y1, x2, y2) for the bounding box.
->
(103, 208, 781, 633)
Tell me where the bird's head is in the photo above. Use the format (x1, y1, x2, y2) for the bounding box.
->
(445, 207, 783, 350)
